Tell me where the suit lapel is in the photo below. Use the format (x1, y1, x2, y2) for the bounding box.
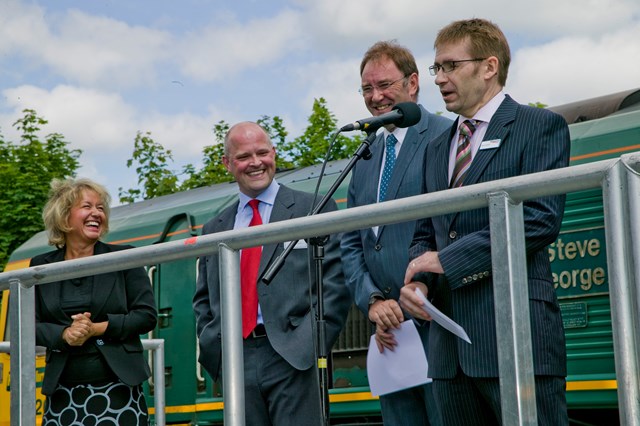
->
(384, 127, 418, 201)
(432, 122, 459, 226)
(37, 249, 65, 316)
(258, 186, 295, 279)
(90, 242, 117, 316)
(463, 96, 516, 186)
(365, 135, 384, 242)
(377, 105, 428, 241)
(434, 123, 457, 191)
(368, 134, 385, 203)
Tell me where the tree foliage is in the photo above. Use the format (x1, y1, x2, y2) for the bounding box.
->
(179, 121, 230, 191)
(529, 101, 548, 109)
(120, 97, 362, 203)
(0, 109, 81, 270)
(118, 131, 179, 203)
(279, 98, 361, 167)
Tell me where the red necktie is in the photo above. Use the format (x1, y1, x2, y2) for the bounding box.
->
(241, 199, 262, 338)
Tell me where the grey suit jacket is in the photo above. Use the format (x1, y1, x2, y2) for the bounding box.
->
(341, 104, 452, 347)
(193, 184, 350, 381)
(410, 95, 570, 379)
(32, 241, 158, 395)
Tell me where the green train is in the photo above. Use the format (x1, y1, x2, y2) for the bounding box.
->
(1, 88, 639, 425)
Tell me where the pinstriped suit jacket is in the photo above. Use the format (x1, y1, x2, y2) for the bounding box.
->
(409, 95, 570, 379)
(341, 104, 452, 348)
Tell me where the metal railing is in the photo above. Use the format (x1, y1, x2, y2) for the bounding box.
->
(0, 339, 165, 426)
(1, 152, 639, 425)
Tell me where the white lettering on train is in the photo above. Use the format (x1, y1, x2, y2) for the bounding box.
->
(548, 238, 600, 262)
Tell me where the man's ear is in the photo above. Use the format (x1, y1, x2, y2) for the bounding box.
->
(484, 56, 499, 81)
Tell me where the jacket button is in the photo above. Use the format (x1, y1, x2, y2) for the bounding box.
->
(473, 274, 478, 280)
(462, 278, 468, 284)
(449, 231, 457, 239)
(375, 244, 382, 251)
(96, 339, 104, 346)
(383, 287, 391, 294)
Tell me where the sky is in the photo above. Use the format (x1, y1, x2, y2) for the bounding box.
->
(1, 0, 639, 205)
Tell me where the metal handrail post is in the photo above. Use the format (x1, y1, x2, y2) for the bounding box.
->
(9, 278, 36, 426)
(489, 192, 537, 425)
(625, 159, 640, 369)
(142, 339, 166, 426)
(602, 161, 640, 425)
(219, 244, 245, 426)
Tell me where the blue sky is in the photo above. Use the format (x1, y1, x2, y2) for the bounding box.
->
(1, 0, 639, 203)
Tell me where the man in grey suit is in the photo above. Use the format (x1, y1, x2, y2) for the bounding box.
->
(341, 41, 451, 425)
(400, 19, 570, 425)
(193, 122, 350, 425)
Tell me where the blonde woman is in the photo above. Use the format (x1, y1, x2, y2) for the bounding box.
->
(32, 178, 157, 425)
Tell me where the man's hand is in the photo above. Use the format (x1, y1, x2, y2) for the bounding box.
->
(400, 282, 432, 321)
(403, 251, 443, 285)
(369, 299, 404, 353)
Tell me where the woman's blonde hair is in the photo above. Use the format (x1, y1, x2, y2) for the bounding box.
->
(42, 178, 112, 248)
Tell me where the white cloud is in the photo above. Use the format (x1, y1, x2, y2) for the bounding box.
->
(1, 0, 640, 202)
(0, 1, 172, 87)
(508, 22, 640, 107)
(48, 10, 173, 86)
(301, 0, 639, 53)
(178, 9, 307, 81)
(2, 85, 136, 153)
(0, 83, 219, 201)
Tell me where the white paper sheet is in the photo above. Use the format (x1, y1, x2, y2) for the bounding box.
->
(366, 320, 431, 397)
(414, 288, 472, 344)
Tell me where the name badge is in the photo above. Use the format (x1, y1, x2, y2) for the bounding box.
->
(479, 139, 501, 150)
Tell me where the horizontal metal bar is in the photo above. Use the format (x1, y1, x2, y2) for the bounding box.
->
(1, 153, 638, 291)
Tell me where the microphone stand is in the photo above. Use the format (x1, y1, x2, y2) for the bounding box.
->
(262, 129, 378, 426)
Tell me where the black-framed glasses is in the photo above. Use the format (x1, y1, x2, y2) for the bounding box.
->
(359, 76, 407, 96)
(428, 58, 486, 76)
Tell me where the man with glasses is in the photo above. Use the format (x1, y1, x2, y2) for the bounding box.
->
(341, 40, 451, 425)
(400, 19, 570, 425)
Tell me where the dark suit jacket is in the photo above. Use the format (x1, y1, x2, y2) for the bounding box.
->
(410, 95, 570, 379)
(341, 104, 452, 348)
(32, 241, 158, 395)
(193, 184, 350, 381)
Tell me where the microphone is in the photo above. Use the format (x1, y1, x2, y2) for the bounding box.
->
(339, 102, 421, 132)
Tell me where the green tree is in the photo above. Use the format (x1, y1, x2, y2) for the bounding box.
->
(529, 101, 548, 109)
(280, 98, 361, 167)
(119, 131, 179, 203)
(121, 99, 363, 203)
(180, 121, 230, 191)
(0, 109, 81, 270)
(257, 115, 293, 169)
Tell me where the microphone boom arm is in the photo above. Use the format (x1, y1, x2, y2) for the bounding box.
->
(261, 129, 378, 284)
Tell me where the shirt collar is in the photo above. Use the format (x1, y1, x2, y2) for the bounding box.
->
(238, 179, 280, 210)
(460, 91, 505, 124)
(382, 126, 408, 144)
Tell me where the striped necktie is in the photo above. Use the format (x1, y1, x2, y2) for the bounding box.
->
(450, 120, 479, 188)
(379, 134, 397, 202)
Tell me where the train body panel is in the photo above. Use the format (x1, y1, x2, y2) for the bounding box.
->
(1, 90, 639, 424)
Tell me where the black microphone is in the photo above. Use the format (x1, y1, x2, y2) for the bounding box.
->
(339, 102, 421, 132)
